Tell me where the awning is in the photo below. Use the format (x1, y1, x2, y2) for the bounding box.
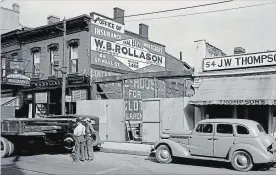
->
(189, 74, 276, 105)
(1, 97, 18, 106)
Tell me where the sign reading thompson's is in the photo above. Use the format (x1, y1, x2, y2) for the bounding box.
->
(203, 51, 276, 71)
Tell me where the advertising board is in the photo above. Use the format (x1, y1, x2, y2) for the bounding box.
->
(91, 13, 165, 73)
(203, 51, 276, 71)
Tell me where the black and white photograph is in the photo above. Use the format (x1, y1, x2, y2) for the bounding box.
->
(1, 0, 276, 174)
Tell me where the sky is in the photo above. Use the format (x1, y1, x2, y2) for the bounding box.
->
(1, 0, 276, 67)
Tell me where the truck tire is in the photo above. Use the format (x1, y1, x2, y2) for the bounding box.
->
(1, 137, 10, 158)
(92, 132, 100, 147)
(7, 140, 15, 156)
(63, 134, 76, 151)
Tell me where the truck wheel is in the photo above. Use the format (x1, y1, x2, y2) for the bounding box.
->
(231, 150, 253, 172)
(1, 137, 10, 158)
(63, 134, 75, 151)
(92, 132, 100, 147)
(155, 145, 172, 164)
(7, 140, 15, 156)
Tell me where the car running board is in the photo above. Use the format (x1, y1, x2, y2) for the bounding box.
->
(185, 155, 230, 163)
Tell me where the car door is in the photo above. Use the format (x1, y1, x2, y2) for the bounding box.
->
(213, 123, 235, 158)
(190, 123, 214, 157)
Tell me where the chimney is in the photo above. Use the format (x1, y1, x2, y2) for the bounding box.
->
(234, 47, 246, 55)
(12, 3, 20, 13)
(139, 24, 149, 39)
(47, 15, 60, 25)
(180, 52, 183, 61)
(113, 7, 125, 25)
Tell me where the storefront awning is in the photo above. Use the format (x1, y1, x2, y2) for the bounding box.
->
(189, 74, 276, 105)
(1, 97, 18, 106)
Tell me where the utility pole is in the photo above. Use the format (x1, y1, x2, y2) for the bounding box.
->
(61, 18, 67, 115)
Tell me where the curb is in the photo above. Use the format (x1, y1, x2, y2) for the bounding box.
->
(100, 148, 151, 156)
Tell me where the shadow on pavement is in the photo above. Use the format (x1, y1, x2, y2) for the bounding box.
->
(2, 154, 25, 175)
(145, 154, 275, 172)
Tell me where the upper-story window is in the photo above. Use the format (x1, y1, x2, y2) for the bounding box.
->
(1, 56, 6, 77)
(47, 43, 59, 77)
(30, 47, 41, 76)
(67, 39, 80, 74)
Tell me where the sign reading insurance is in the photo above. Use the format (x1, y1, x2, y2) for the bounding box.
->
(91, 13, 165, 72)
(203, 51, 276, 71)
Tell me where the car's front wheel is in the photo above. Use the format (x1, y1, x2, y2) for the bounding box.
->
(231, 150, 253, 172)
(155, 145, 172, 164)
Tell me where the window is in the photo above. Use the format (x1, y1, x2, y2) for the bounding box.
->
(47, 43, 59, 77)
(33, 52, 41, 74)
(236, 125, 249, 135)
(49, 49, 57, 76)
(257, 124, 265, 133)
(69, 45, 78, 73)
(195, 124, 213, 133)
(1, 57, 6, 77)
(216, 124, 233, 134)
(31, 47, 41, 77)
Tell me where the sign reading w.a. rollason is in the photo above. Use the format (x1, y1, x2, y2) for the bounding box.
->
(90, 13, 166, 72)
(203, 51, 276, 71)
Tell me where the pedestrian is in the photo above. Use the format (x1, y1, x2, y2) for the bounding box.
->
(73, 117, 86, 162)
(84, 117, 95, 161)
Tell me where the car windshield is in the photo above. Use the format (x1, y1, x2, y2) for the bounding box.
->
(257, 124, 265, 133)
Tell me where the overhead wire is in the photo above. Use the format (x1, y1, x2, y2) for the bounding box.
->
(125, 1, 276, 22)
(117, 0, 235, 19)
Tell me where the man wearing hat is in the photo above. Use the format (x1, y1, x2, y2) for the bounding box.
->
(84, 117, 95, 161)
(73, 117, 86, 162)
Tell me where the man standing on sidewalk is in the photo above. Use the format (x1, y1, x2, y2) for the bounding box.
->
(84, 117, 95, 161)
(73, 118, 86, 162)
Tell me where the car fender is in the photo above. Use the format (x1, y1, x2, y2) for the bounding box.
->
(154, 139, 190, 158)
(228, 143, 274, 164)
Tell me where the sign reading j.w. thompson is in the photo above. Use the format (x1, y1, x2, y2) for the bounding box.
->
(91, 36, 165, 71)
(203, 51, 276, 71)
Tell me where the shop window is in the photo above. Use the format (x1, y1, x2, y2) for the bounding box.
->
(216, 124, 233, 134)
(204, 105, 234, 119)
(236, 125, 249, 135)
(48, 43, 59, 77)
(195, 124, 213, 133)
(67, 39, 79, 74)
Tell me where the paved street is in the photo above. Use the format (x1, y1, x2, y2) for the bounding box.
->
(1, 152, 276, 175)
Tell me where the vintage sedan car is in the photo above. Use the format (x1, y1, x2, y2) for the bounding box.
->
(151, 119, 276, 172)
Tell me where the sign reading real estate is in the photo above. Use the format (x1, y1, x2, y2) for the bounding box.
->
(203, 51, 276, 71)
(90, 13, 166, 72)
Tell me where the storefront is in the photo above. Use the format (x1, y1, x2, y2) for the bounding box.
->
(21, 75, 91, 118)
(190, 50, 276, 134)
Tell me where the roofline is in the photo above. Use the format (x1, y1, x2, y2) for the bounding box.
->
(19, 14, 91, 35)
(165, 52, 192, 69)
(0, 7, 19, 13)
(124, 30, 165, 47)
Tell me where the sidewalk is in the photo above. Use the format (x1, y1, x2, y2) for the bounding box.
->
(99, 141, 154, 156)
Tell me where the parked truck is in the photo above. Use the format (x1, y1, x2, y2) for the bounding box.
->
(1, 115, 101, 158)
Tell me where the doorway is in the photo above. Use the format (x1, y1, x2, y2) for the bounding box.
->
(247, 106, 268, 133)
(142, 99, 161, 143)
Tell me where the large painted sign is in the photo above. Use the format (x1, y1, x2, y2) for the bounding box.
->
(4, 59, 30, 86)
(91, 13, 165, 72)
(203, 51, 276, 71)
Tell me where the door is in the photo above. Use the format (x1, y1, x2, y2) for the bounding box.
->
(214, 123, 235, 158)
(142, 100, 160, 143)
(190, 123, 214, 157)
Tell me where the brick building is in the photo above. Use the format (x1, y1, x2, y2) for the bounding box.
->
(1, 7, 192, 119)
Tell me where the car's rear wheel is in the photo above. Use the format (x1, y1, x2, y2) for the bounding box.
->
(155, 145, 172, 164)
(231, 150, 253, 172)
